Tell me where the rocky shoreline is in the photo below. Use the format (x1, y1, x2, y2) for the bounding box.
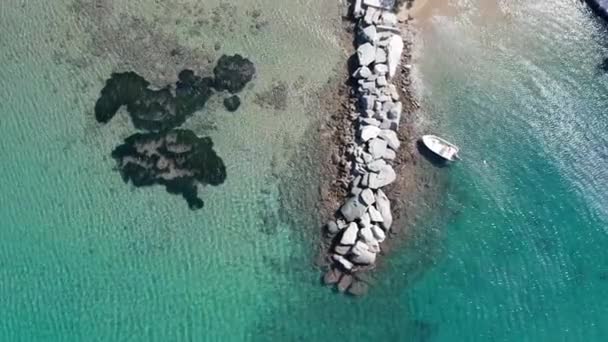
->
(320, 0, 422, 295)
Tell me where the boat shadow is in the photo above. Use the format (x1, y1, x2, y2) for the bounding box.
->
(416, 139, 451, 168)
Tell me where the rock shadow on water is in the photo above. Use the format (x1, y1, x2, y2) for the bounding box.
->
(111, 129, 226, 210)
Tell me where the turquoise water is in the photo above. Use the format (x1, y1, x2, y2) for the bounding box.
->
(1, 0, 608, 341)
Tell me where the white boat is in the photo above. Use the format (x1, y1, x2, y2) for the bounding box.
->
(421, 135, 460, 161)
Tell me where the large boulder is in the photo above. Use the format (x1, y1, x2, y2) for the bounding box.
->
(387, 35, 404, 78)
(360, 188, 375, 206)
(367, 159, 387, 172)
(340, 222, 359, 245)
(213, 54, 256, 93)
(368, 205, 384, 222)
(368, 138, 388, 160)
(360, 25, 377, 43)
(359, 227, 376, 244)
(332, 254, 354, 271)
(360, 125, 380, 142)
(323, 268, 342, 285)
(375, 189, 393, 230)
(350, 241, 377, 265)
(357, 43, 376, 66)
(379, 129, 400, 150)
(372, 225, 386, 242)
(368, 165, 396, 189)
(340, 196, 368, 222)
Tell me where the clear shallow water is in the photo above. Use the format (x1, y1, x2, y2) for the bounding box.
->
(1, 0, 608, 341)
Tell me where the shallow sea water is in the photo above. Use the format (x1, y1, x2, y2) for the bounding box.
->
(2, 0, 608, 341)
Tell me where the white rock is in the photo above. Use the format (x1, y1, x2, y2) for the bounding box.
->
(375, 47, 387, 64)
(364, 109, 375, 118)
(361, 81, 377, 91)
(387, 34, 404, 78)
(379, 129, 400, 150)
(363, 0, 393, 10)
(388, 101, 402, 119)
(360, 188, 375, 206)
(363, 7, 377, 25)
(335, 244, 351, 255)
(368, 165, 396, 189)
(361, 173, 370, 187)
(361, 152, 373, 164)
(376, 76, 387, 87)
(368, 240, 381, 253)
(354, 0, 364, 18)
(357, 43, 376, 66)
(375, 189, 393, 230)
(381, 12, 398, 26)
(372, 225, 386, 242)
(361, 25, 377, 43)
(350, 241, 377, 265)
(382, 148, 396, 160)
(337, 219, 348, 229)
(360, 125, 380, 142)
(360, 95, 375, 110)
(332, 254, 354, 270)
(366, 159, 387, 172)
(359, 227, 375, 244)
(341, 222, 359, 245)
(353, 66, 372, 79)
(368, 138, 388, 160)
(389, 84, 399, 100)
(374, 63, 388, 75)
(341, 196, 368, 222)
(368, 205, 384, 222)
(359, 212, 371, 228)
(351, 186, 363, 196)
(360, 117, 381, 126)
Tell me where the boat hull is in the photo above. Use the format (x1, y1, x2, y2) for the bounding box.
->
(421, 135, 459, 161)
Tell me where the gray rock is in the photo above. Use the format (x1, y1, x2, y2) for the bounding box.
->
(323, 268, 342, 285)
(375, 47, 387, 64)
(350, 186, 363, 196)
(368, 165, 396, 189)
(361, 81, 377, 91)
(337, 274, 353, 293)
(372, 225, 386, 242)
(347, 280, 369, 296)
(337, 219, 348, 229)
(388, 101, 402, 119)
(361, 25, 377, 43)
(367, 240, 381, 253)
(387, 34, 404, 78)
(368, 138, 388, 160)
(341, 222, 359, 245)
(382, 148, 397, 160)
(350, 241, 377, 265)
(341, 197, 368, 222)
(375, 189, 393, 230)
(357, 43, 376, 66)
(380, 118, 398, 131)
(360, 125, 380, 142)
(353, 66, 372, 79)
(376, 76, 387, 87)
(367, 159, 387, 172)
(360, 95, 375, 110)
(379, 129, 400, 150)
(363, 0, 394, 10)
(326, 221, 340, 235)
(377, 95, 391, 102)
(361, 152, 373, 164)
(374, 63, 389, 75)
(332, 254, 354, 271)
(368, 205, 384, 222)
(364, 109, 375, 118)
(335, 244, 352, 255)
(360, 188, 375, 206)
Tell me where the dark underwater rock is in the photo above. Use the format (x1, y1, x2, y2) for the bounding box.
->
(223, 95, 241, 112)
(111, 129, 226, 209)
(95, 71, 214, 131)
(213, 54, 256, 93)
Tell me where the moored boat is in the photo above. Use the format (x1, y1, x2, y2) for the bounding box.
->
(421, 135, 460, 161)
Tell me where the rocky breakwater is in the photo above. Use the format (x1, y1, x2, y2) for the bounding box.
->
(323, 0, 405, 295)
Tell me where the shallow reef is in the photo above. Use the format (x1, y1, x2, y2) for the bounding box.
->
(95, 54, 255, 209)
(111, 129, 226, 209)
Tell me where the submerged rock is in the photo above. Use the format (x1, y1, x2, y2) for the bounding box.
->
(323, 268, 342, 285)
(111, 129, 226, 209)
(213, 54, 256, 93)
(95, 71, 214, 131)
(223, 95, 241, 112)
